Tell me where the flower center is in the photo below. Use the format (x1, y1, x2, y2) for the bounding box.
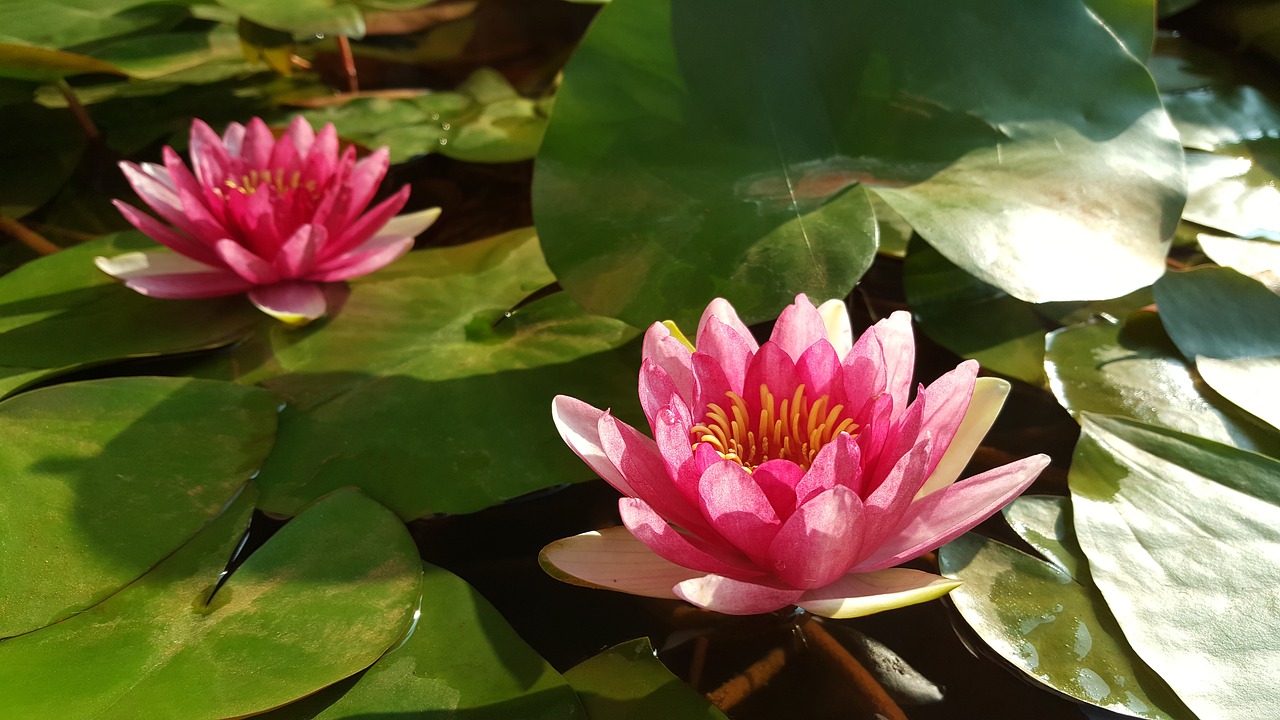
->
(215, 168, 318, 198)
(690, 384, 857, 472)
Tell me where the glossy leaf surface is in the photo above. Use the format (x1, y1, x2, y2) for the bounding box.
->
(565, 638, 728, 720)
(1070, 415, 1280, 719)
(264, 563, 586, 719)
(535, 0, 1184, 328)
(0, 233, 261, 397)
(0, 488, 422, 719)
(199, 228, 642, 519)
(0, 377, 276, 638)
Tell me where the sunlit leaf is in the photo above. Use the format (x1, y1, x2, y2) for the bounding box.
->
(1197, 232, 1280, 291)
(941, 509, 1194, 719)
(565, 638, 727, 720)
(903, 237, 1046, 386)
(263, 563, 587, 719)
(0, 377, 276, 638)
(1070, 415, 1280, 719)
(534, 0, 1184, 328)
(1085, 0, 1156, 59)
(0, 488, 422, 719)
(1045, 315, 1280, 455)
(0, 233, 261, 397)
(196, 228, 642, 519)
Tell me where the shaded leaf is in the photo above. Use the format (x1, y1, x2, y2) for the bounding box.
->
(0, 377, 276, 638)
(0, 488, 422, 719)
(263, 563, 586, 719)
(196, 228, 642, 519)
(0, 0, 185, 49)
(565, 638, 727, 720)
(0, 102, 86, 219)
(1070, 415, 1280, 719)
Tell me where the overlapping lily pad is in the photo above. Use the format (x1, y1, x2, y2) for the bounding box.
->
(0, 232, 262, 397)
(1045, 314, 1280, 455)
(1069, 414, 1280, 719)
(265, 563, 586, 719)
(0, 377, 276, 638)
(534, 0, 1183, 328)
(198, 228, 642, 519)
(940, 499, 1193, 719)
(565, 638, 728, 720)
(0, 488, 422, 719)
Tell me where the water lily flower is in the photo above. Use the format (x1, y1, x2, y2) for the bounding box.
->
(95, 116, 440, 325)
(541, 295, 1049, 617)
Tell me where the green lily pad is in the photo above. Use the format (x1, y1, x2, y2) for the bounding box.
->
(0, 488, 422, 719)
(294, 68, 550, 163)
(0, 43, 124, 82)
(1045, 314, 1280, 456)
(534, 0, 1183, 328)
(88, 27, 245, 81)
(0, 377, 277, 638)
(1069, 414, 1280, 719)
(1153, 266, 1280, 432)
(196, 228, 642, 519)
(1086, 0, 1156, 59)
(215, 0, 429, 37)
(0, 102, 86, 219)
(565, 638, 728, 720)
(0, 232, 262, 397)
(903, 236, 1047, 386)
(940, 517, 1194, 718)
(0, 0, 186, 50)
(1182, 145, 1280, 241)
(263, 563, 587, 719)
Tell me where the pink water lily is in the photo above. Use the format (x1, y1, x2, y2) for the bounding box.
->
(95, 116, 440, 325)
(541, 295, 1049, 617)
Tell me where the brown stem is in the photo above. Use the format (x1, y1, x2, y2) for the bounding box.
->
(688, 635, 709, 690)
(801, 621, 908, 720)
(336, 35, 359, 93)
(0, 217, 62, 255)
(55, 79, 100, 142)
(706, 645, 790, 712)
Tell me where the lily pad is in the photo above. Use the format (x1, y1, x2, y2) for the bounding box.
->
(1197, 232, 1280, 290)
(0, 377, 277, 638)
(1069, 414, 1280, 719)
(0, 232, 262, 397)
(0, 488, 422, 719)
(263, 563, 587, 719)
(903, 237, 1047, 386)
(215, 0, 430, 37)
(534, 0, 1183, 328)
(0, 102, 86, 219)
(1044, 314, 1280, 456)
(294, 68, 550, 163)
(196, 228, 642, 519)
(0, 0, 186, 50)
(941, 516, 1194, 718)
(565, 638, 728, 720)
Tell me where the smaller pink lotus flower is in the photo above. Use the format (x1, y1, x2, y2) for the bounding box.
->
(541, 295, 1049, 617)
(95, 116, 440, 325)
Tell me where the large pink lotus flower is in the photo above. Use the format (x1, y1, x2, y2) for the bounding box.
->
(95, 116, 440, 325)
(541, 295, 1049, 617)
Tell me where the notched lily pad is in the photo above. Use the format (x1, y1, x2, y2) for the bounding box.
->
(565, 638, 728, 720)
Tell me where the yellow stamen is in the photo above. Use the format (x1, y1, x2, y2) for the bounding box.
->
(689, 384, 858, 472)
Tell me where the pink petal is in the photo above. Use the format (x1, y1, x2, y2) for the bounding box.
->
(619, 498, 762, 579)
(798, 568, 961, 618)
(306, 235, 413, 282)
(868, 311, 915, 425)
(221, 121, 245, 157)
(796, 433, 862, 503)
(696, 460, 781, 564)
(214, 239, 279, 285)
(113, 200, 220, 266)
(653, 404, 702, 507)
(694, 315, 756, 393)
(599, 413, 708, 534)
(691, 352, 733, 417)
(247, 281, 327, 325)
(240, 117, 276, 170)
(161, 146, 216, 215)
(674, 574, 803, 615)
(696, 298, 758, 352)
(853, 454, 1050, 572)
(741, 342, 801, 419)
(917, 377, 1010, 498)
(551, 395, 635, 496)
(302, 122, 341, 183)
(540, 527, 701, 601)
(858, 437, 932, 557)
(642, 322, 694, 405)
(326, 185, 411, 260)
(795, 338, 843, 402)
(638, 359, 681, 430)
(842, 339, 887, 412)
(817, 299, 853, 360)
(752, 458, 806, 518)
(280, 115, 316, 158)
(770, 294, 828, 363)
(189, 119, 233, 187)
(768, 485, 864, 589)
(95, 252, 251, 299)
(867, 386, 925, 490)
(916, 360, 979, 479)
(273, 223, 323, 278)
(328, 147, 391, 231)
